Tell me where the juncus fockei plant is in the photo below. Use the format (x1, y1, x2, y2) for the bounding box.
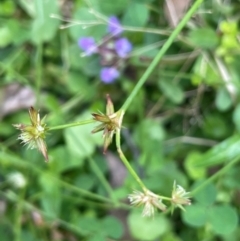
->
(13, 0, 209, 216)
(13, 100, 191, 217)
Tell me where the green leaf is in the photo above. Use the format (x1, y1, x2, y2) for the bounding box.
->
(191, 56, 220, 86)
(64, 112, 102, 159)
(134, 118, 165, 144)
(69, 8, 106, 41)
(31, 0, 60, 44)
(195, 135, 240, 167)
(184, 152, 206, 180)
(122, 2, 149, 27)
(88, 234, 106, 241)
(233, 103, 240, 132)
(69, 45, 101, 77)
(39, 172, 61, 217)
(191, 181, 217, 206)
(78, 216, 101, 236)
(20, 231, 41, 241)
(158, 78, 184, 104)
(90, 0, 129, 15)
(182, 204, 207, 227)
(128, 211, 169, 240)
(74, 174, 96, 190)
(49, 146, 83, 173)
(215, 87, 232, 111)
(19, 0, 35, 17)
(0, 26, 12, 47)
(0, 1, 15, 16)
(101, 216, 123, 239)
(202, 113, 230, 138)
(208, 205, 238, 235)
(188, 28, 219, 49)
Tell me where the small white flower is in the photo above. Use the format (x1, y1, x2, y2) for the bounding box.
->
(128, 190, 166, 217)
(171, 181, 191, 211)
(8, 172, 27, 189)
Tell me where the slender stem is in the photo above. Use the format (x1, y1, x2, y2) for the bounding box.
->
(88, 156, 116, 203)
(48, 119, 95, 131)
(14, 188, 25, 241)
(0, 152, 113, 204)
(121, 0, 205, 111)
(115, 112, 147, 191)
(35, 44, 42, 107)
(2, 190, 86, 236)
(191, 156, 240, 196)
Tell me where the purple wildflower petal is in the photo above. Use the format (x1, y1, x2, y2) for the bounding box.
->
(78, 37, 97, 56)
(100, 67, 120, 83)
(108, 16, 123, 35)
(115, 38, 132, 58)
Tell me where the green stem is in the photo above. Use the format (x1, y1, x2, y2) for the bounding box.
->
(115, 112, 147, 191)
(121, 0, 205, 111)
(191, 156, 240, 196)
(0, 152, 114, 205)
(2, 190, 86, 236)
(48, 119, 95, 131)
(14, 188, 25, 241)
(35, 44, 42, 107)
(88, 157, 117, 203)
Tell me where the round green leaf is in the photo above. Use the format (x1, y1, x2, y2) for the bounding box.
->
(158, 79, 184, 104)
(191, 181, 217, 206)
(69, 8, 106, 41)
(78, 217, 101, 235)
(101, 216, 123, 239)
(188, 28, 219, 49)
(0, 26, 12, 47)
(184, 151, 206, 180)
(96, 0, 129, 15)
(215, 87, 232, 111)
(208, 205, 238, 235)
(122, 2, 149, 27)
(128, 211, 169, 240)
(49, 146, 83, 172)
(182, 204, 207, 227)
(31, 0, 60, 44)
(64, 112, 102, 159)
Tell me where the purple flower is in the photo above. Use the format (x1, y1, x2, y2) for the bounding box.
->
(100, 67, 120, 83)
(115, 38, 132, 58)
(108, 16, 123, 35)
(78, 37, 97, 56)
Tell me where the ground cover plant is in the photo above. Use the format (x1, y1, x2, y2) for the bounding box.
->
(0, 0, 240, 240)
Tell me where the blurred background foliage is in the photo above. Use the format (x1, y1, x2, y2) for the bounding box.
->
(0, 0, 240, 240)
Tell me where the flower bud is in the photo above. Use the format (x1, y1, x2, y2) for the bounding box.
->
(92, 95, 122, 153)
(13, 107, 48, 162)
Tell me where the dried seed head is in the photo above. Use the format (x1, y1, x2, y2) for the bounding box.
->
(128, 190, 166, 217)
(13, 107, 49, 162)
(92, 95, 123, 153)
(171, 181, 191, 212)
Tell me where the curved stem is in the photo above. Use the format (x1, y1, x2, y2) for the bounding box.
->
(48, 119, 95, 131)
(115, 112, 147, 191)
(121, 0, 205, 111)
(88, 156, 117, 203)
(0, 151, 114, 205)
